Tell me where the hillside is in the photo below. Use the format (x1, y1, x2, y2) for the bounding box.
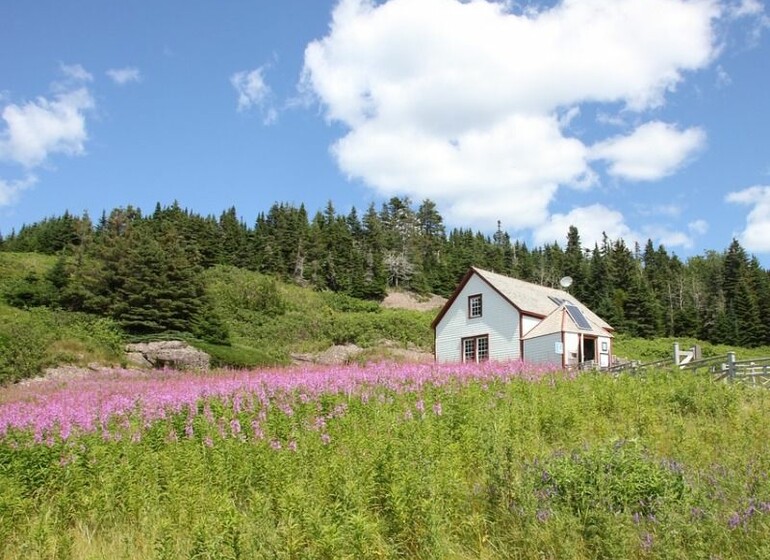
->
(5, 249, 770, 385)
(0, 253, 437, 382)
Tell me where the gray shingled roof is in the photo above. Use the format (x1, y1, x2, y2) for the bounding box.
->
(472, 267, 613, 332)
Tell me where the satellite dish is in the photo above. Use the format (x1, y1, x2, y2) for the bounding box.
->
(559, 276, 573, 289)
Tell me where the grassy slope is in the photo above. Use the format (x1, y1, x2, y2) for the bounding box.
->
(199, 265, 434, 367)
(0, 253, 125, 383)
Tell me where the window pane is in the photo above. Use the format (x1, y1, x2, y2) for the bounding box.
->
(469, 295, 482, 318)
(463, 338, 475, 362)
(477, 336, 489, 361)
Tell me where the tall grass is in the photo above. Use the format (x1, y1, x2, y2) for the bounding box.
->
(2, 363, 770, 559)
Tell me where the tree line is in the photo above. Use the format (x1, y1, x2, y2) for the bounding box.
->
(2, 198, 770, 347)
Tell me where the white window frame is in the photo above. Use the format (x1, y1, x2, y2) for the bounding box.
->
(468, 294, 483, 318)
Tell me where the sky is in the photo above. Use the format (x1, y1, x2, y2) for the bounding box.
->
(1, 0, 769, 263)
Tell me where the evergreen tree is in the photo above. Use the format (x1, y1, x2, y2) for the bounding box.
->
(218, 207, 252, 269)
(563, 226, 589, 302)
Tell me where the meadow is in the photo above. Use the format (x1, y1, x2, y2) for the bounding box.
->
(2, 361, 770, 559)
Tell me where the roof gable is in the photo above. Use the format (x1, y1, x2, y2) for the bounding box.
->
(432, 266, 613, 332)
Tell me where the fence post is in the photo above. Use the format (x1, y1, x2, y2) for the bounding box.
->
(673, 342, 680, 367)
(727, 352, 736, 381)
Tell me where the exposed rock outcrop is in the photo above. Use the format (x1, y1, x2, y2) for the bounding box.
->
(125, 341, 210, 371)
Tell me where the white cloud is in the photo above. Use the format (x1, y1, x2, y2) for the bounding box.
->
(0, 175, 37, 207)
(727, 0, 764, 18)
(636, 203, 683, 218)
(688, 219, 709, 235)
(231, 67, 278, 124)
(642, 225, 694, 249)
(533, 204, 635, 248)
(106, 67, 142, 85)
(715, 64, 732, 87)
(726, 185, 770, 252)
(591, 121, 706, 181)
(60, 63, 93, 83)
(301, 0, 724, 231)
(0, 87, 94, 168)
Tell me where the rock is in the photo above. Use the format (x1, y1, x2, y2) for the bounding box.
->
(125, 341, 210, 371)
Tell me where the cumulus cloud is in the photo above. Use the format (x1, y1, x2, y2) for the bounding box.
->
(107, 67, 142, 85)
(591, 121, 706, 181)
(231, 67, 277, 123)
(532, 204, 635, 248)
(0, 175, 37, 207)
(726, 185, 770, 252)
(0, 87, 94, 168)
(301, 0, 725, 232)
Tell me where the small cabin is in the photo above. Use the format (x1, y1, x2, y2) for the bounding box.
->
(432, 267, 614, 368)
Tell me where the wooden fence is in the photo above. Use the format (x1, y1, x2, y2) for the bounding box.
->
(605, 346, 770, 388)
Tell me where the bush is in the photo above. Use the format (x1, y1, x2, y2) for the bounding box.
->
(532, 439, 686, 517)
(192, 341, 290, 368)
(0, 309, 124, 384)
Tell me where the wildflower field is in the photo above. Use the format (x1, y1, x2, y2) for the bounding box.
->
(2, 362, 770, 559)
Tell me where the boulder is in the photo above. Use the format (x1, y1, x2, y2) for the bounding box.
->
(125, 341, 210, 371)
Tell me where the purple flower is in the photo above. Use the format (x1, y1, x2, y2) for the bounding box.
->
(432, 402, 443, 416)
(415, 399, 425, 414)
(536, 509, 551, 523)
(640, 532, 654, 553)
(230, 419, 241, 436)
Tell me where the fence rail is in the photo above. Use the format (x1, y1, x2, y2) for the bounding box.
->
(607, 347, 770, 388)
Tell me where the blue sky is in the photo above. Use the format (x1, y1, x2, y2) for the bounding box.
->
(1, 0, 769, 263)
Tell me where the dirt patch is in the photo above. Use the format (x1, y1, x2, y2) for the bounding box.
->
(291, 340, 434, 366)
(380, 290, 447, 312)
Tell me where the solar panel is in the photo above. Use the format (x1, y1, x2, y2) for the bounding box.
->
(549, 296, 566, 306)
(565, 304, 593, 331)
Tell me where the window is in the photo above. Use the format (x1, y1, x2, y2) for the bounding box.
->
(468, 294, 483, 318)
(462, 335, 489, 363)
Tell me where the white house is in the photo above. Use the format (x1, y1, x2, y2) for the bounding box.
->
(432, 267, 614, 368)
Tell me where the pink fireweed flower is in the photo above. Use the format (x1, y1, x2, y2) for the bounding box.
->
(432, 402, 443, 416)
(250, 420, 264, 440)
(415, 399, 425, 415)
(0, 360, 560, 444)
(321, 433, 331, 445)
(230, 419, 242, 437)
(269, 439, 282, 450)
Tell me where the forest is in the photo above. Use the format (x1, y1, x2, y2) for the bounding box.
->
(1, 197, 769, 348)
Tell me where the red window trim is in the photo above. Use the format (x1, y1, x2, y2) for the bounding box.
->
(462, 334, 489, 363)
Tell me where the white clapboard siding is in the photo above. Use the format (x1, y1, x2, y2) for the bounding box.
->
(523, 333, 562, 366)
(435, 274, 521, 363)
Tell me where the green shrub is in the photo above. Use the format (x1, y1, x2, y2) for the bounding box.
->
(192, 340, 290, 368)
(532, 439, 686, 517)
